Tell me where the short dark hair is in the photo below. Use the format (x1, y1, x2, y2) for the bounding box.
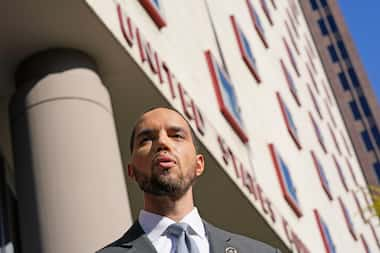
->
(129, 107, 199, 154)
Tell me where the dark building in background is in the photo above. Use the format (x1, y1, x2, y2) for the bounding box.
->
(299, 0, 380, 205)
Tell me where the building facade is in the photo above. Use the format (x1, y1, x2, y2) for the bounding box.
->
(0, 0, 379, 252)
(298, 0, 380, 204)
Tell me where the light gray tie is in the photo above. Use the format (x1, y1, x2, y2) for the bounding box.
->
(166, 223, 200, 253)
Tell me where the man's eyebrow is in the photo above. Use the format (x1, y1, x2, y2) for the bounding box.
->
(135, 128, 155, 139)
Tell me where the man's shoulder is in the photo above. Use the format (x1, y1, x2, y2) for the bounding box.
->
(204, 221, 281, 253)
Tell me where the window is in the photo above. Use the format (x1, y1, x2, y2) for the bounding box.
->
(311, 151, 332, 200)
(374, 162, 380, 183)
(359, 96, 372, 117)
(361, 130, 374, 151)
(320, 0, 328, 7)
(371, 126, 380, 148)
(333, 155, 348, 192)
(310, 112, 327, 153)
(337, 40, 348, 59)
(269, 144, 302, 217)
(325, 100, 336, 127)
(308, 85, 322, 120)
(346, 158, 358, 186)
(280, 59, 300, 106)
(310, 0, 318, 10)
(205, 50, 249, 143)
(247, 0, 269, 48)
(327, 15, 338, 33)
(327, 45, 339, 63)
(338, 72, 350, 91)
(349, 100, 361, 120)
(230, 16, 261, 83)
(361, 234, 371, 253)
(318, 18, 328, 36)
(338, 197, 357, 240)
(341, 131, 352, 157)
(277, 92, 301, 149)
(328, 124, 341, 155)
(285, 20, 300, 55)
(284, 38, 300, 76)
(369, 222, 380, 249)
(348, 68, 360, 87)
(314, 209, 337, 253)
(139, 0, 167, 29)
(353, 192, 366, 222)
(307, 63, 319, 93)
(260, 0, 273, 25)
(286, 8, 299, 38)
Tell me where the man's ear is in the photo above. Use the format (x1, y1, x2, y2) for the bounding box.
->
(127, 164, 135, 179)
(195, 154, 205, 176)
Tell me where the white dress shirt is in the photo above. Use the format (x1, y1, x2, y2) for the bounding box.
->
(138, 207, 210, 253)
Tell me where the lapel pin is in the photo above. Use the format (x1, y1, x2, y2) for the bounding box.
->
(225, 246, 238, 253)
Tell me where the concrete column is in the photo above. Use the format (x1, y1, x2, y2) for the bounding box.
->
(10, 49, 132, 253)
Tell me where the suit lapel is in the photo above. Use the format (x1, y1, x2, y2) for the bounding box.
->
(113, 222, 157, 253)
(204, 221, 233, 253)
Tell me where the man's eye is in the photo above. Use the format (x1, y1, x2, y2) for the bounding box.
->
(139, 136, 152, 144)
(172, 134, 184, 139)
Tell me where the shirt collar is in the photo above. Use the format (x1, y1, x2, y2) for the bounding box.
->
(138, 207, 207, 242)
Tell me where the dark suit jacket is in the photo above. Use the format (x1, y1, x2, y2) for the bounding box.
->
(97, 221, 281, 253)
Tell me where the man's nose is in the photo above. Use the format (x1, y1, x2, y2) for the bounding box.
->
(155, 132, 171, 151)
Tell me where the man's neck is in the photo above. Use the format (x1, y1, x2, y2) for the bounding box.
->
(143, 188, 194, 222)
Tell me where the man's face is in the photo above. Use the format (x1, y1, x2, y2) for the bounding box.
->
(128, 108, 204, 198)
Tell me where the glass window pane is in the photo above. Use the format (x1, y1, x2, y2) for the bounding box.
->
(361, 130, 374, 151)
(327, 15, 338, 33)
(359, 96, 372, 117)
(348, 68, 360, 87)
(338, 72, 350, 90)
(328, 45, 339, 63)
(318, 18, 328, 36)
(349, 100, 361, 120)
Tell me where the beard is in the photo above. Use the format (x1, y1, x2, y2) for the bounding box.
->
(133, 160, 198, 199)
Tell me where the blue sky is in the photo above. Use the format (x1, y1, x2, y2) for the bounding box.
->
(337, 1, 380, 104)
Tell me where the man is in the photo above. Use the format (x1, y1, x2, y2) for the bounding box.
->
(98, 107, 280, 253)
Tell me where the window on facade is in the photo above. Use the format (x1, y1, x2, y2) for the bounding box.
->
(310, 112, 327, 153)
(361, 234, 371, 253)
(348, 68, 360, 87)
(280, 59, 300, 106)
(371, 126, 380, 148)
(328, 124, 341, 155)
(320, 0, 328, 7)
(310, 0, 318, 10)
(333, 155, 348, 191)
(139, 0, 167, 29)
(311, 151, 333, 200)
(361, 130, 374, 151)
(374, 162, 380, 183)
(359, 96, 372, 117)
(205, 50, 248, 143)
(318, 18, 328, 36)
(286, 8, 299, 38)
(230, 16, 261, 83)
(369, 222, 380, 249)
(277, 92, 301, 149)
(306, 63, 319, 94)
(338, 197, 357, 240)
(338, 72, 350, 91)
(325, 100, 336, 128)
(269, 144, 302, 217)
(284, 38, 299, 76)
(314, 209, 337, 253)
(349, 100, 362, 120)
(285, 20, 300, 55)
(308, 84, 322, 120)
(337, 40, 348, 59)
(260, 0, 273, 25)
(247, 0, 269, 48)
(353, 192, 366, 223)
(341, 131, 352, 157)
(346, 158, 358, 186)
(327, 15, 338, 33)
(327, 45, 339, 63)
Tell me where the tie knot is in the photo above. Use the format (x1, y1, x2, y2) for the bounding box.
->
(166, 223, 190, 237)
